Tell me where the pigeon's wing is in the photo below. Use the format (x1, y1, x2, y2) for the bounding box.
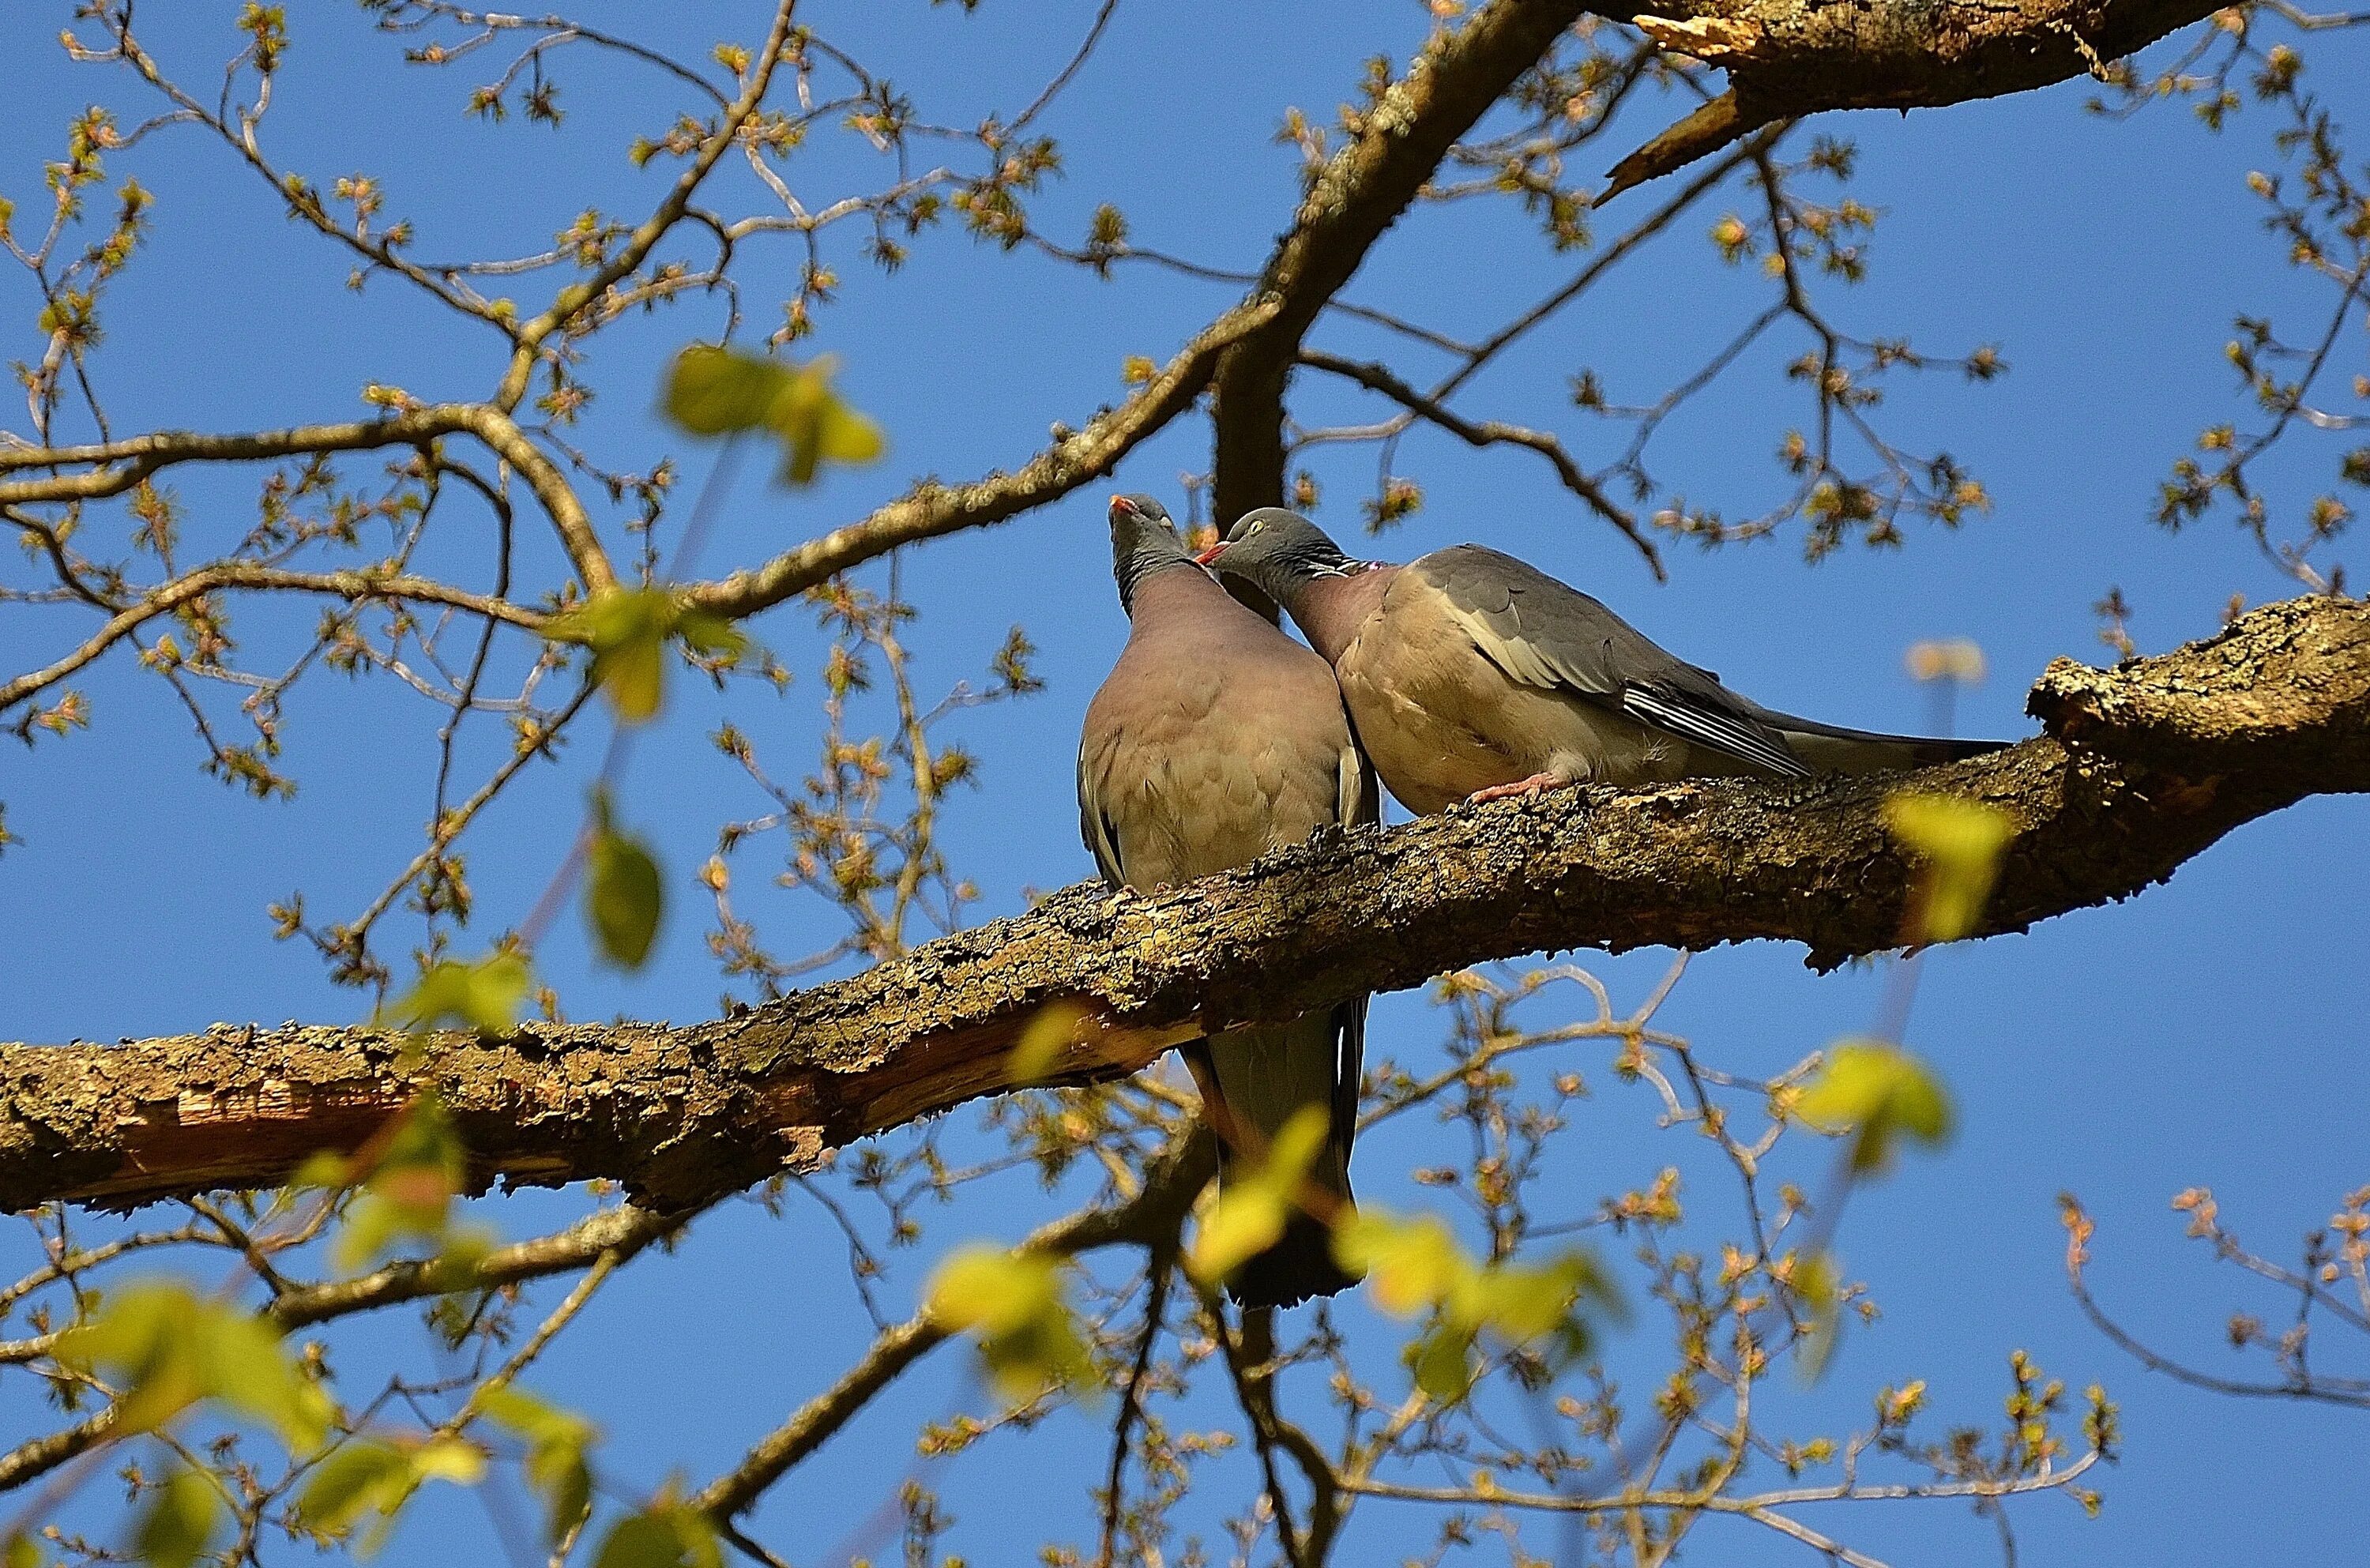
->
(1076, 731, 1127, 889)
(1417, 544, 1811, 779)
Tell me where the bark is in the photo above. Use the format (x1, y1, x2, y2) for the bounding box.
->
(1596, 0, 2227, 198)
(3, 594, 2363, 1216)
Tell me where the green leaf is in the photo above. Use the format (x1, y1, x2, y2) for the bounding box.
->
(1187, 1104, 1329, 1288)
(924, 1246, 1093, 1401)
(1006, 999, 1089, 1087)
(329, 1096, 470, 1273)
(295, 1435, 482, 1555)
(587, 794, 664, 969)
(1793, 1249, 1845, 1382)
(662, 344, 787, 436)
(1473, 1250, 1619, 1358)
(134, 1468, 219, 1568)
(295, 1440, 411, 1536)
(198, 1305, 335, 1450)
(1333, 1210, 1468, 1318)
(1408, 1323, 1478, 1405)
(760, 355, 885, 487)
(592, 1500, 721, 1568)
(58, 1282, 331, 1450)
(1883, 793, 2014, 942)
(547, 588, 674, 724)
(5, 1533, 43, 1568)
(673, 610, 746, 663)
(377, 951, 531, 1033)
(660, 344, 886, 488)
(1794, 1039, 1954, 1174)
(480, 1386, 598, 1545)
(544, 588, 743, 726)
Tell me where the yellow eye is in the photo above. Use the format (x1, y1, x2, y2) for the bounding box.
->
(1247, 518, 1266, 536)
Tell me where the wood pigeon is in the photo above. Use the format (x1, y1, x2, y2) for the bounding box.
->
(1198, 509, 2003, 815)
(1079, 494, 1376, 1308)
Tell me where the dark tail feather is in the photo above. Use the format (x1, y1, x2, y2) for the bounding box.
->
(1754, 708, 2011, 775)
(1227, 1201, 1361, 1310)
(1193, 1010, 1367, 1311)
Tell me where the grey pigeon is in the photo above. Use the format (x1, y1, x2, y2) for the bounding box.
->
(1080, 494, 1376, 1308)
(1200, 510, 2003, 815)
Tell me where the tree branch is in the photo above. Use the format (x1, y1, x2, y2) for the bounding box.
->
(3, 595, 2364, 1215)
(0, 561, 544, 716)
(1596, 0, 2229, 197)
(1295, 348, 1661, 577)
(694, 1130, 1213, 1521)
(1209, 0, 1591, 525)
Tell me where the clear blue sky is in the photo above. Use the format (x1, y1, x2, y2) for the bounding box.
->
(2, 3, 2364, 1564)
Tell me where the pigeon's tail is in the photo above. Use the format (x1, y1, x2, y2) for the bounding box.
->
(1755, 708, 2011, 776)
(1197, 1007, 1365, 1311)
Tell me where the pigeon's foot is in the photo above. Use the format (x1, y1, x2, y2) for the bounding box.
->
(1466, 772, 1563, 804)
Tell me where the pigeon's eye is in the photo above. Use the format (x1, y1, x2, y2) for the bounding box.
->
(1247, 518, 1266, 536)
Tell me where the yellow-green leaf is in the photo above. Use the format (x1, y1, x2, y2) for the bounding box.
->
(5, 1532, 43, 1568)
(410, 1437, 487, 1486)
(592, 1501, 721, 1568)
(1006, 999, 1089, 1086)
(1883, 793, 2014, 942)
(762, 355, 885, 487)
(481, 1386, 598, 1545)
(662, 344, 788, 436)
(295, 1435, 481, 1555)
(58, 1282, 331, 1450)
(1188, 1104, 1329, 1288)
(134, 1468, 219, 1568)
(1408, 1323, 1478, 1405)
(1473, 1250, 1617, 1355)
(295, 1440, 411, 1536)
(1794, 1249, 1845, 1381)
(659, 344, 885, 487)
(924, 1245, 1093, 1401)
(1795, 1039, 1954, 1173)
(546, 589, 743, 726)
(329, 1095, 471, 1273)
(1334, 1210, 1468, 1318)
(587, 797, 664, 970)
(377, 951, 531, 1034)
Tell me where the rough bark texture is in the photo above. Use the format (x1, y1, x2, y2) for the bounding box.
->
(1597, 0, 2227, 197)
(3, 594, 2364, 1216)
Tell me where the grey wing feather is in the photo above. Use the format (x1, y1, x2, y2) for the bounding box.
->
(1077, 736, 1127, 887)
(1423, 544, 1811, 779)
(1332, 736, 1378, 1155)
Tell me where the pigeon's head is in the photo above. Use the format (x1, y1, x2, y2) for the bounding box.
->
(1194, 508, 1354, 604)
(1108, 493, 1200, 614)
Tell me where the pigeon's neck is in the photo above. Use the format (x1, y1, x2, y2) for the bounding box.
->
(1124, 558, 1228, 621)
(1285, 562, 1396, 665)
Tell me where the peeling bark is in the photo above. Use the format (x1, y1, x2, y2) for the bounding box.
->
(3, 595, 2364, 1216)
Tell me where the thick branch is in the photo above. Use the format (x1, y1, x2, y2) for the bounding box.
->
(1209, 0, 1590, 524)
(1597, 0, 2227, 197)
(2, 596, 2364, 1215)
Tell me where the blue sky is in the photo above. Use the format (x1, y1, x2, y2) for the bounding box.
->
(2, 2, 2364, 1564)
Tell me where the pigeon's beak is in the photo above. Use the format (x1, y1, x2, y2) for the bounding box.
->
(1194, 543, 1225, 567)
(1108, 494, 1138, 523)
